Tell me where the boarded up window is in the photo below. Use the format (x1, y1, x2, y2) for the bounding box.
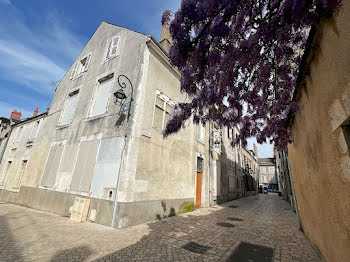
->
(41, 144, 64, 188)
(153, 97, 164, 130)
(14, 160, 27, 189)
(14, 126, 23, 146)
(29, 120, 40, 141)
(71, 140, 100, 192)
(90, 79, 113, 117)
(153, 96, 173, 131)
(91, 137, 124, 198)
(61, 90, 79, 125)
(198, 123, 205, 142)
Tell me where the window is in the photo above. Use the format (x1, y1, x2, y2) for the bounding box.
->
(89, 78, 114, 118)
(14, 160, 28, 189)
(197, 123, 205, 143)
(70, 53, 92, 79)
(196, 157, 203, 172)
(106, 35, 121, 60)
(269, 167, 275, 173)
(71, 140, 100, 192)
(260, 166, 266, 173)
(262, 176, 267, 183)
(152, 94, 173, 131)
(60, 89, 80, 125)
(28, 120, 40, 144)
(13, 126, 23, 148)
(41, 143, 64, 188)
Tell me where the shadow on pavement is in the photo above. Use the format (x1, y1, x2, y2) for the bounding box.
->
(0, 215, 24, 262)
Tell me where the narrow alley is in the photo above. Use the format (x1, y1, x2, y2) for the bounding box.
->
(0, 195, 320, 262)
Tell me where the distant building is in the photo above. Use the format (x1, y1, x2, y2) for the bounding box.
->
(0, 110, 22, 164)
(258, 158, 277, 191)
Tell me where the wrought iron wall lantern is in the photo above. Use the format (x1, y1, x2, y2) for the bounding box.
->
(114, 74, 134, 121)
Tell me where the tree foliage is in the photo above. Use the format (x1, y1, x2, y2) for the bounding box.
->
(162, 0, 341, 150)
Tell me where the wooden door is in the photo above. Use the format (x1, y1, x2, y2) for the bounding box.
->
(196, 172, 202, 207)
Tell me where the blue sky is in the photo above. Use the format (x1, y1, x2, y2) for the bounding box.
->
(0, 0, 273, 158)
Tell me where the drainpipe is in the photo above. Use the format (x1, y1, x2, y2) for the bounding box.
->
(208, 121, 211, 207)
(111, 135, 127, 228)
(286, 153, 302, 231)
(0, 129, 11, 165)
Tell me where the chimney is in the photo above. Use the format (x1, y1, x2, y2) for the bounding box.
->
(11, 110, 21, 120)
(33, 107, 39, 117)
(253, 143, 258, 157)
(160, 11, 172, 53)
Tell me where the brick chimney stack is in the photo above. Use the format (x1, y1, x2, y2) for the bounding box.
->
(160, 21, 172, 53)
(33, 107, 39, 117)
(11, 110, 21, 120)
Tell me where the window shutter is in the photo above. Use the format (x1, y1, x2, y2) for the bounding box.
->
(110, 36, 120, 57)
(83, 54, 92, 72)
(70, 62, 78, 79)
(61, 91, 79, 125)
(106, 41, 112, 60)
(91, 79, 113, 117)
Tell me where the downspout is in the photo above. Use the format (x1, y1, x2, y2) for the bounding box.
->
(208, 121, 211, 207)
(286, 153, 302, 231)
(111, 135, 127, 228)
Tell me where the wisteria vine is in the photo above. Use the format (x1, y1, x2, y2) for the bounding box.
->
(162, 0, 341, 150)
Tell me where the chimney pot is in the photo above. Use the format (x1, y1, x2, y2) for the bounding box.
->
(33, 107, 39, 117)
(11, 110, 21, 120)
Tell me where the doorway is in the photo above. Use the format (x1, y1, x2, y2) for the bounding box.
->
(196, 157, 203, 207)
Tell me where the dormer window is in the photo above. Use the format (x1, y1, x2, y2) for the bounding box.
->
(70, 53, 92, 79)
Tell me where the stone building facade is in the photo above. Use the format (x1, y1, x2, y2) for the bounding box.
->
(287, 1, 350, 261)
(0, 22, 254, 228)
(258, 158, 277, 191)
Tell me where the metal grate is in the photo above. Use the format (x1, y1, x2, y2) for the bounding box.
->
(182, 242, 210, 254)
(226, 242, 274, 262)
(217, 222, 235, 228)
(228, 205, 239, 208)
(227, 217, 243, 221)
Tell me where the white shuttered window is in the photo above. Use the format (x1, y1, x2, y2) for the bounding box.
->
(70, 53, 92, 79)
(106, 35, 120, 60)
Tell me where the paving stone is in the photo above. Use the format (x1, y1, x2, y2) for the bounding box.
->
(0, 195, 321, 261)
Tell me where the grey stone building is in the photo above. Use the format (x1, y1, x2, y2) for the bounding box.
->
(0, 22, 253, 228)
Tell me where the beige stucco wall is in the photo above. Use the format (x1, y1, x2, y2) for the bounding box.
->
(288, 2, 350, 261)
(132, 46, 208, 204)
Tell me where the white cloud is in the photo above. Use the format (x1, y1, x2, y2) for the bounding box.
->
(0, 6, 84, 95)
(0, 39, 66, 93)
(0, 0, 11, 5)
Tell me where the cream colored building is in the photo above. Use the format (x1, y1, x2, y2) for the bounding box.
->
(0, 22, 254, 228)
(258, 158, 277, 191)
(287, 1, 350, 261)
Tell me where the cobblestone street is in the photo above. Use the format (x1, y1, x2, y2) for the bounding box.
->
(0, 195, 321, 262)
